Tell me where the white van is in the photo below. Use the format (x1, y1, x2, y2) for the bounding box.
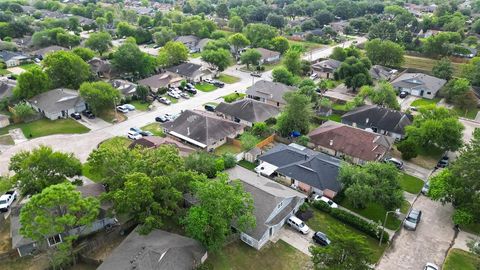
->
(287, 216, 310, 234)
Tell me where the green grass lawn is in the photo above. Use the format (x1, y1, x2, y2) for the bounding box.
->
(98, 136, 131, 149)
(410, 98, 441, 107)
(332, 103, 348, 112)
(403, 55, 463, 76)
(195, 83, 218, 92)
(238, 160, 257, 170)
(141, 123, 165, 137)
(99, 109, 127, 123)
(0, 69, 10, 75)
(307, 209, 387, 263)
(0, 119, 89, 138)
(454, 106, 479, 119)
(129, 100, 150, 111)
(319, 114, 342, 122)
(0, 134, 14, 145)
(399, 173, 424, 194)
(164, 95, 179, 104)
(461, 222, 480, 235)
(443, 248, 480, 270)
(205, 240, 311, 270)
(189, 52, 201, 58)
(218, 73, 240, 84)
(82, 162, 103, 182)
(19, 63, 40, 71)
(214, 143, 242, 155)
(223, 92, 246, 103)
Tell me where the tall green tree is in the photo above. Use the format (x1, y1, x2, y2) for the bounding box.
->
(432, 57, 454, 81)
(442, 78, 471, 104)
(43, 51, 91, 89)
(271, 36, 290, 54)
(365, 38, 404, 67)
(153, 27, 176, 46)
(72, 47, 95, 61)
(9, 146, 82, 195)
(359, 82, 400, 109)
(228, 33, 250, 54)
(185, 151, 219, 178)
(368, 21, 397, 41)
(283, 48, 302, 75)
(272, 66, 296, 85)
(334, 56, 373, 91)
(112, 40, 157, 76)
(79, 81, 121, 114)
(240, 49, 261, 69)
(85, 31, 112, 56)
(201, 48, 231, 71)
(157, 41, 188, 67)
(14, 67, 51, 99)
(228, 15, 244, 32)
(277, 91, 312, 136)
(243, 23, 278, 47)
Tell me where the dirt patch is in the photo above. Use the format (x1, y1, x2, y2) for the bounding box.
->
(0, 218, 11, 253)
(0, 134, 14, 145)
(0, 254, 50, 270)
(390, 147, 437, 169)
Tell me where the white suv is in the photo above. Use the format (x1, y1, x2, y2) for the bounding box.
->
(127, 130, 142, 140)
(287, 216, 310, 234)
(313, 195, 338, 208)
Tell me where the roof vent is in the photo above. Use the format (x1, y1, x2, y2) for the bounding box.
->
(329, 140, 333, 146)
(365, 118, 369, 124)
(187, 127, 190, 136)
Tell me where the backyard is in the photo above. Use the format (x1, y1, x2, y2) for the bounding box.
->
(217, 73, 240, 84)
(410, 98, 441, 107)
(223, 92, 246, 103)
(205, 240, 311, 270)
(398, 173, 424, 194)
(391, 145, 443, 169)
(195, 83, 218, 92)
(214, 143, 242, 156)
(403, 55, 463, 76)
(443, 248, 480, 270)
(454, 106, 479, 120)
(0, 118, 90, 138)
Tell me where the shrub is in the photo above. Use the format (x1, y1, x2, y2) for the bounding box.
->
(265, 117, 277, 125)
(397, 139, 418, 160)
(215, 158, 225, 172)
(223, 153, 237, 169)
(312, 201, 332, 213)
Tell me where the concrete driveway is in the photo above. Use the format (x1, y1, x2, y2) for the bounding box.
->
(275, 227, 314, 256)
(399, 95, 418, 111)
(376, 196, 455, 269)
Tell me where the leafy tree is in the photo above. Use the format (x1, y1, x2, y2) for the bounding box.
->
(72, 47, 95, 61)
(432, 57, 454, 81)
(112, 40, 157, 76)
(95, 17, 107, 31)
(14, 67, 51, 99)
(228, 33, 250, 55)
(240, 132, 258, 151)
(243, 23, 278, 47)
(153, 27, 176, 46)
(240, 49, 261, 69)
(334, 56, 372, 91)
(266, 13, 285, 29)
(345, 183, 374, 209)
(13, 102, 35, 121)
(20, 183, 99, 269)
(157, 41, 188, 67)
(136, 85, 149, 102)
(359, 82, 400, 109)
(277, 92, 312, 136)
(314, 10, 334, 26)
(301, 19, 317, 31)
(365, 39, 404, 67)
(423, 32, 462, 56)
(461, 57, 480, 86)
(283, 48, 302, 75)
(116, 21, 136, 38)
(310, 225, 374, 270)
(79, 81, 121, 114)
(43, 51, 91, 89)
(271, 36, 290, 54)
(330, 47, 348, 61)
(216, 3, 229, 18)
(442, 78, 471, 103)
(272, 66, 296, 86)
(252, 122, 269, 137)
(368, 21, 397, 41)
(229, 15, 244, 32)
(203, 38, 231, 51)
(397, 139, 418, 160)
(10, 145, 82, 195)
(183, 173, 255, 251)
(85, 31, 112, 56)
(185, 152, 219, 178)
(201, 48, 231, 71)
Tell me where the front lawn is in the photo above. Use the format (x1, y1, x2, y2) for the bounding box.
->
(218, 73, 240, 84)
(214, 143, 242, 155)
(195, 83, 218, 92)
(238, 160, 257, 170)
(189, 52, 201, 58)
(391, 145, 443, 169)
(454, 106, 479, 120)
(410, 98, 441, 107)
(332, 103, 348, 112)
(306, 209, 387, 263)
(399, 173, 424, 194)
(82, 162, 103, 183)
(98, 136, 131, 149)
(0, 119, 90, 138)
(443, 248, 480, 270)
(141, 123, 165, 137)
(99, 109, 127, 123)
(319, 114, 342, 122)
(129, 100, 150, 111)
(223, 92, 246, 103)
(205, 240, 311, 270)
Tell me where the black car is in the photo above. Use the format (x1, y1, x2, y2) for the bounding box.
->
(184, 87, 197, 94)
(399, 91, 408, 98)
(204, 104, 216, 112)
(82, 110, 95, 119)
(155, 115, 168, 122)
(213, 81, 225, 88)
(436, 159, 449, 168)
(312, 231, 331, 246)
(70, 112, 81, 120)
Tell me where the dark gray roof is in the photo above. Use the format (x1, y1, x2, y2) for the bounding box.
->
(341, 105, 412, 135)
(28, 88, 84, 114)
(97, 227, 207, 270)
(30, 46, 68, 58)
(137, 72, 182, 90)
(312, 59, 341, 72)
(246, 80, 296, 104)
(166, 62, 203, 78)
(0, 50, 29, 61)
(259, 144, 341, 192)
(216, 99, 281, 123)
(0, 78, 16, 100)
(254, 48, 280, 60)
(391, 73, 446, 94)
(174, 35, 200, 45)
(369, 65, 397, 80)
(111, 79, 137, 96)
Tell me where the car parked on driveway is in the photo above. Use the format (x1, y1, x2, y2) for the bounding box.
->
(116, 105, 129, 113)
(421, 181, 430, 195)
(82, 110, 95, 119)
(139, 131, 153, 137)
(203, 78, 214, 84)
(423, 263, 439, 270)
(399, 91, 408, 98)
(168, 91, 181, 99)
(123, 104, 136, 111)
(155, 115, 168, 122)
(384, 157, 404, 169)
(0, 190, 17, 212)
(204, 104, 216, 112)
(127, 130, 142, 140)
(312, 231, 331, 246)
(157, 97, 172, 105)
(251, 71, 261, 77)
(70, 112, 81, 120)
(130, 127, 142, 133)
(404, 208, 422, 230)
(180, 92, 190, 99)
(312, 195, 338, 208)
(287, 216, 310, 234)
(213, 80, 225, 88)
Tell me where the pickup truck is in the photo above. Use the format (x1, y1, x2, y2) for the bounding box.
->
(0, 190, 17, 212)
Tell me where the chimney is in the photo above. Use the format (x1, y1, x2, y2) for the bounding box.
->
(187, 127, 190, 136)
(329, 140, 333, 146)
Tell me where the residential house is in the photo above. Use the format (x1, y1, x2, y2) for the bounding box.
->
(341, 105, 413, 140)
(137, 71, 182, 93)
(391, 72, 446, 99)
(129, 136, 195, 156)
(0, 51, 30, 67)
(111, 79, 137, 97)
(329, 21, 349, 34)
(417, 29, 442, 39)
(255, 143, 342, 198)
(11, 183, 117, 257)
(215, 98, 281, 126)
(166, 62, 214, 82)
(227, 166, 306, 250)
(30, 45, 68, 60)
(255, 48, 281, 64)
(28, 88, 86, 120)
(97, 227, 207, 270)
(161, 110, 245, 151)
(369, 65, 398, 81)
(453, 46, 477, 58)
(312, 59, 341, 79)
(309, 121, 394, 165)
(0, 77, 16, 100)
(196, 38, 212, 52)
(246, 80, 296, 107)
(88, 58, 112, 78)
(174, 35, 200, 51)
(0, 114, 9, 128)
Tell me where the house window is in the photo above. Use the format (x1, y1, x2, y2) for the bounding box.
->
(47, 234, 63, 246)
(426, 92, 431, 95)
(277, 201, 283, 209)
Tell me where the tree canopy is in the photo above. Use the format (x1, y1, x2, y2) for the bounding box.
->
(359, 82, 400, 110)
(334, 56, 373, 91)
(85, 31, 112, 56)
(365, 38, 404, 67)
(14, 67, 51, 99)
(79, 81, 120, 114)
(157, 41, 189, 67)
(43, 50, 91, 89)
(277, 91, 313, 136)
(112, 39, 157, 76)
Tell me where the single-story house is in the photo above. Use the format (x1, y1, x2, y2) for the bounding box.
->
(369, 65, 398, 81)
(329, 21, 349, 34)
(111, 79, 137, 97)
(391, 72, 446, 99)
(341, 105, 413, 140)
(0, 77, 16, 100)
(0, 51, 30, 67)
(28, 88, 86, 120)
(11, 183, 117, 257)
(30, 45, 68, 60)
(453, 46, 477, 58)
(161, 110, 245, 152)
(255, 143, 342, 198)
(174, 35, 200, 51)
(309, 121, 394, 165)
(312, 59, 341, 79)
(129, 136, 195, 156)
(215, 98, 281, 126)
(137, 71, 183, 93)
(195, 38, 212, 52)
(166, 62, 214, 83)
(97, 227, 207, 270)
(88, 58, 112, 78)
(417, 29, 442, 39)
(227, 166, 306, 250)
(246, 80, 296, 107)
(255, 48, 281, 64)
(0, 114, 9, 128)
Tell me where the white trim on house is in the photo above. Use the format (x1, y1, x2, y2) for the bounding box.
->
(169, 131, 207, 148)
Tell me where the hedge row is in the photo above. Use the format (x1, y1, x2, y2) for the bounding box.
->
(313, 201, 390, 243)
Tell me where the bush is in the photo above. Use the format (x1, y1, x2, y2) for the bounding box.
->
(223, 153, 237, 169)
(215, 158, 225, 172)
(312, 201, 332, 213)
(397, 139, 418, 160)
(265, 117, 277, 126)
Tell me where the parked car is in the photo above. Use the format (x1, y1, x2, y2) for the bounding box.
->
(203, 78, 214, 84)
(180, 92, 190, 99)
(436, 159, 449, 168)
(82, 110, 95, 119)
(409, 106, 418, 111)
(251, 71, 261, 77)
(0, 190, 17, 212)
(117, 105, 129, 113)
(70, 112, 81, 120)
(384, 157, 404, 169)
(168, 91, 181, 99)
(404, 208, 422, 230)
(130, 127, 142, 133)
(204, 104, 216, 112)
(421, 181, 430, 195)
(164, 113, 178, 121)
(423, 263, 439, 270)
(139, 131, 153, 137)
(123, 104, 136, 111)
(186, 83, 195, 89)
(213, 80, 225, 88)
(312, 195, 338, 208)
(127, 130, 142, 140)
(312, 231, 331, 246)
(184, 87, 197, 94)
(158, 97, 172, 105)
(399, 91, 408, 98)
(155, 115, 168, 122)
(309, 73, 318, 80)
(287, 216, 310, 234)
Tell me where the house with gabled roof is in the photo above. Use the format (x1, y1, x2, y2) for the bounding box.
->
(0, 51, 30, 67)
(28, 88, 86, 120)
(215, 98, 281, 126)
(246, 80, 296, 107)
(137, 71, 183, 93)
(254, 48, 281, 64)
(369, 65, 398, 81)
(312, 59, 341, 79)
(166, 62, 214, 82)
(391, 72, 446, 99)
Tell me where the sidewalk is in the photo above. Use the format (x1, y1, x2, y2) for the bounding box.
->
(453, 230, 480, 251)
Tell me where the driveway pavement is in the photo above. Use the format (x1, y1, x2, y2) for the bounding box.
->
(453, 230, 480, 252)
(376, 195, 455, 270)
(275, 227, 313, 256)
(399, 95, 417, 111)
(403, 161, 432, 180)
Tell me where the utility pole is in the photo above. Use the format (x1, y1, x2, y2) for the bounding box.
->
(113, 97, 118, 123)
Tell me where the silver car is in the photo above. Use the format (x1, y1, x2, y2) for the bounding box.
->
(404, 209, 422, 230)
(421, 181, 430, 195)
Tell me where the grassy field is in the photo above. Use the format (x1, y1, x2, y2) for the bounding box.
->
(443, 248, 480, 270)
(141, 123, 165, 137)
(99, 109, 127, 123)
(319, 114, 342, 122)
(238, 160, 256, 170)
(0, 134, 14, 145)
(129, 100, 150, 111)
(289, 40, 326, 51)
(0, 69, 10, 75)
(399, 173, 424, 194)
(218, 73, 240, 84)
(196, 83, 218, 92)
(0, 119, 89, 138)
(98, 136, 131, 149)
(403, 55, 464, 76)
(214, 143, 242, 155)
(19, 63, 40, 71)
(454, 106, 479, 119)
(307, 209, 387, 263)
(189, 52, 201, 58)
(410, 98, 441, 107)
(223, 92, 246, 103)
(206, 240, 311, 270)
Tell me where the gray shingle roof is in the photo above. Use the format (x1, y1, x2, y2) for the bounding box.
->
(312, 59, 341, 72)
(254, 48, 280, 60)
(166, 62, 203, 78)
(0, 50, 29, 61)
(0, 78, 16, 100)
(215, 98, 281, 123)
(246, 80, 296, 104)
(30, 46, 68, 58)
(28, 88, 84, 114)
(391, 73, 446, 95)
(97, 227, 207, 270)
(369, 65, 397, 80)
(137, 72, 182, 90)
